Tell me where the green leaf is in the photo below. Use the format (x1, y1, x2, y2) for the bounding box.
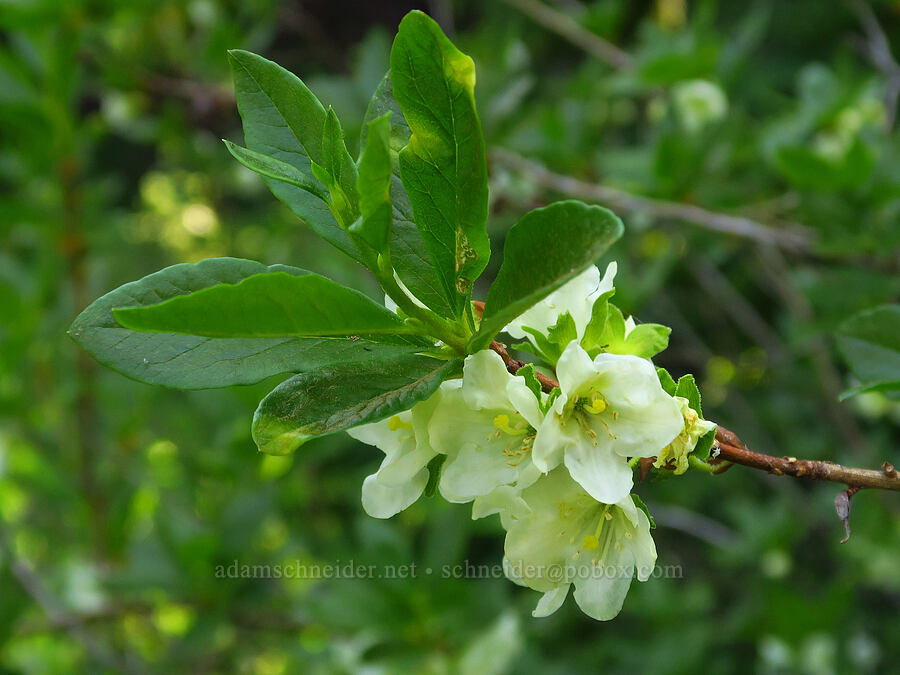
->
(423, 454, 447, 497)
(252, 354, 462, 454)
(515, 363, 543, 401)
(838, 379, 900, 401)
(585, 303, 670, 360)
(68, 258, 425, 389)
(391, 11, 490, 314)
(315, 105, 358, 226)
(675, 374, 703, 418)
(112, 271, 413, 338)
(228, 49, 359, 261)
(471, 200, 623, 352)
(351, 112, 393, 252)
(631, 494, 656, 529)
(656, 367, 678, 396)
(693, 427, 717, 462)
(620, 323, 671, 359)
(581, 289, 616, 353)
(518, 312, 578, 366)
(362, 73, 453, 317)
(223, 140, 328, 201)
(836, 304, 900, 398)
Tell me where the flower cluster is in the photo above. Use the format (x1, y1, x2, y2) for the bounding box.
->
(349, 263, 717, 621)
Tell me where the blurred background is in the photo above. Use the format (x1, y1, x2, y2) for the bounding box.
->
(1, 0, 899, 672)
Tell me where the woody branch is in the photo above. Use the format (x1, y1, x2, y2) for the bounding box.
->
(485, 338, 900, 493)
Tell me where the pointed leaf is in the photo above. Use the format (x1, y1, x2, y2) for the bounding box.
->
(223, 140, 328, 200)
(68, 258, 423, 389)
(112, 271, 413, 338)
(675, 374, 703, 418)
(351, 112, 393, 251)
(229, 49, 359, 261)
(253, 355, 462, 454)
(362, 73, 453, 317)
(656, 367, 678, 396)
(836, 304, 900, 398)
(470, 200, 623, 352)
(391, 11, 490, 314)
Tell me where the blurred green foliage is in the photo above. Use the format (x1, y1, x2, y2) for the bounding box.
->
(1, 0, 899, 672)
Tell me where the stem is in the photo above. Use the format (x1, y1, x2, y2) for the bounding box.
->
(375, 255, 469, 353)
(487, 340, 900, 493)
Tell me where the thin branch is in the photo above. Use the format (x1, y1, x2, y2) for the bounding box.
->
(846, 0, 900, 129)
(712, 430, 900, 492)
(0, 522, 140, 673)
(500, 0, 633, 70)
(753, 245, 863, 452)
(687, 256, 788, 363)
(487, 340, 900, 492)
(491, 147, 816, 251)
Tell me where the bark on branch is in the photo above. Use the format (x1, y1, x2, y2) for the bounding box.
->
(487, 339, 900, 493)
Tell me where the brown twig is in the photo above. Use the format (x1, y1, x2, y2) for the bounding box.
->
(501, 0, 633, 70)
(711, 434, 900, 492)
(491, 148, 816, 251)
(846, 0, 900, 129)
(487, 340, 900, 492)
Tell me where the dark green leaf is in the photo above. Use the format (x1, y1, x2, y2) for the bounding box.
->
(631, 494, 656, 529)
(362, 73, 453, 317)
(693, 427, 717, 462)
(252, 354, 462, 454)
(316, 105, 358, 226)
(836, 304, 900, 398)
(838, 379, 900, 401)
(471, 200, 623, 352)
(112, 271, 413, 338)
(424, 454, 447, 497)
(391, 11, 490, 314)
(228, 49, 359, 261)
(351, 112, 393, 251)
(223, 140, 328, 200)
(68, 258, 424, 389)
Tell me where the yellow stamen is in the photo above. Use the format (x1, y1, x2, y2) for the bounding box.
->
(493, 414, 527, 436)
(388, 416, 414, 431)
(582, 392, 608, 414)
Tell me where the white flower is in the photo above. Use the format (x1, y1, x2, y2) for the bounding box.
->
(672, 79, 728, 133)
(347, 389, 443, 518)
(504, 263, 616, 350)
(502, 468, 657, 621)
(533, 341, 683, 504)
(653, 396, 717, 474)
(429, 350, 544, 503)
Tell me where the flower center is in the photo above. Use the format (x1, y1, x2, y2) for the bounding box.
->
(387, 416, 414, 431)
(581, 391, 608, 414)
(582, 505, 613, 551)
(493, 414, 528, 436)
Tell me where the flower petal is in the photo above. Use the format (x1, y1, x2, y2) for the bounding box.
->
(591, 353, 683, 458)
(563, 437, 634, 504)
(532, 413, 572, 472)
(572, 557, 634, 621)
(505, 377, 544, 429)
(556, 341, 596, 396)
(462, 349, 515, 410)
(532, 585, 570, 618)
(361, 466, 429, 519)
